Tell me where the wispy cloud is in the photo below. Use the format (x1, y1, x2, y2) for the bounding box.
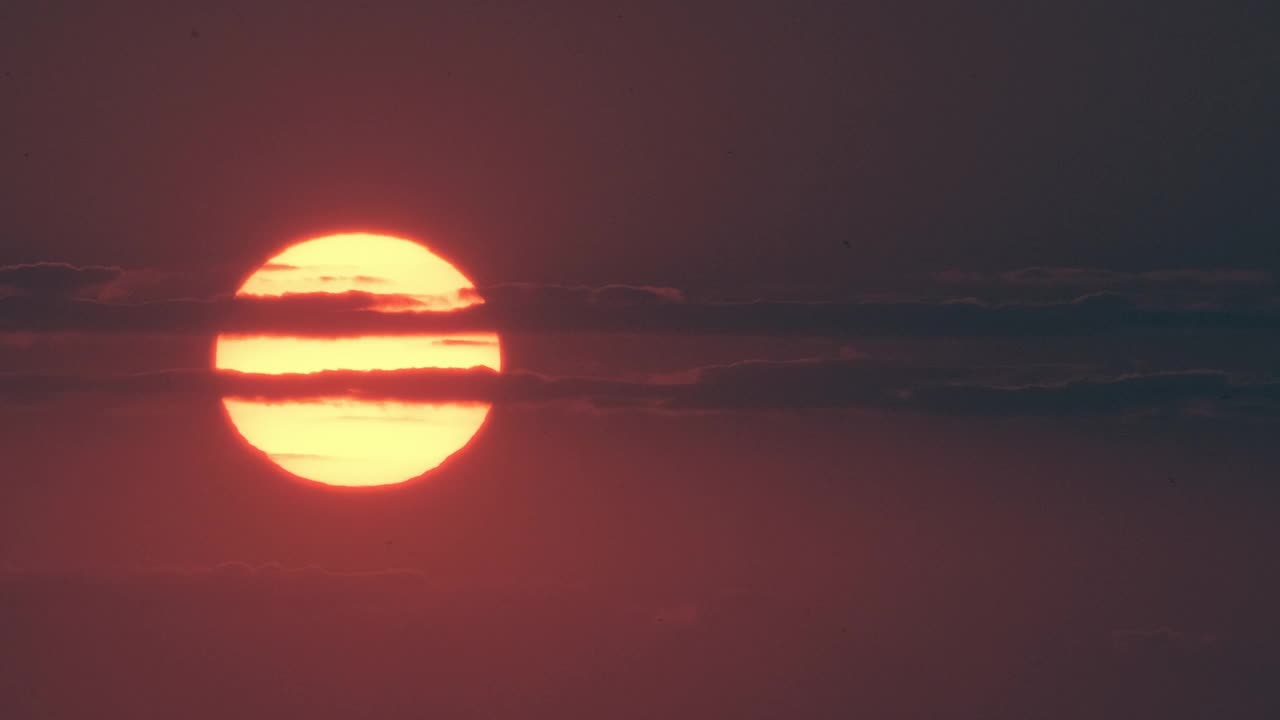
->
(3, 286, 1278, 338)
(1, 361, 1275, 419)
(0, 262, 122, 297)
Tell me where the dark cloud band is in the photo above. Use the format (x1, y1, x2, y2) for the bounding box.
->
(0, 262, 122, 297)
(2, 361, 1274, 419)
(3, 287, 1278, 338)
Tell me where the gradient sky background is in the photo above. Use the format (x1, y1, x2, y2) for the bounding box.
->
(3, 1, 1279, 718)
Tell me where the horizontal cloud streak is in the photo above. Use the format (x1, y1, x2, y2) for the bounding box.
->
(2, 286, 1278, 338)
(934, 267, 1277, 306)
(2, 361, 1274, 419)
(0, 262, 122, 297)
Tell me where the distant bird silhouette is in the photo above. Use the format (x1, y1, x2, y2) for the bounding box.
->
(190, 28, 200, 40)
(841, 239, 851, 249)
(1168, 474, 1176, 486)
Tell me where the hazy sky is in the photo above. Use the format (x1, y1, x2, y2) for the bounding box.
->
(2, 1, 1279, 718)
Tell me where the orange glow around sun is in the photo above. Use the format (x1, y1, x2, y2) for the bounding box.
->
(214, 233, 501, 487)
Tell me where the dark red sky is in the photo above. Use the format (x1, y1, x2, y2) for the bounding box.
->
(3, 1, 1279, 718)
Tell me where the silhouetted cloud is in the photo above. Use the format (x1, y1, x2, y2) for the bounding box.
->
(3, 286, 1278, 338)
(314, 274, 389, 286)
(0, 290, 422, 335)
(2, 361, 1275, 419)
(0, 262, 122, 297)
(433, 338, 500, 347)
(933, 266, 1275, 289)
(934, 267, 1277, 305)
(460, 283, 686, 306)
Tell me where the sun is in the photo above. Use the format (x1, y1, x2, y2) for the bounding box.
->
(214, 233, 501, 487)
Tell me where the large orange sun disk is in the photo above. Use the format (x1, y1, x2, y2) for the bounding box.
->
(214, 233, 501, 487)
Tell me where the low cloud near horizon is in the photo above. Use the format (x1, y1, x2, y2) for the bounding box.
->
(1, 261, 1277, 339)
(1, 360, 1274, 420)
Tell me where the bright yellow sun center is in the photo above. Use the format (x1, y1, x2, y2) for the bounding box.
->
(214, 233, 501, 487)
